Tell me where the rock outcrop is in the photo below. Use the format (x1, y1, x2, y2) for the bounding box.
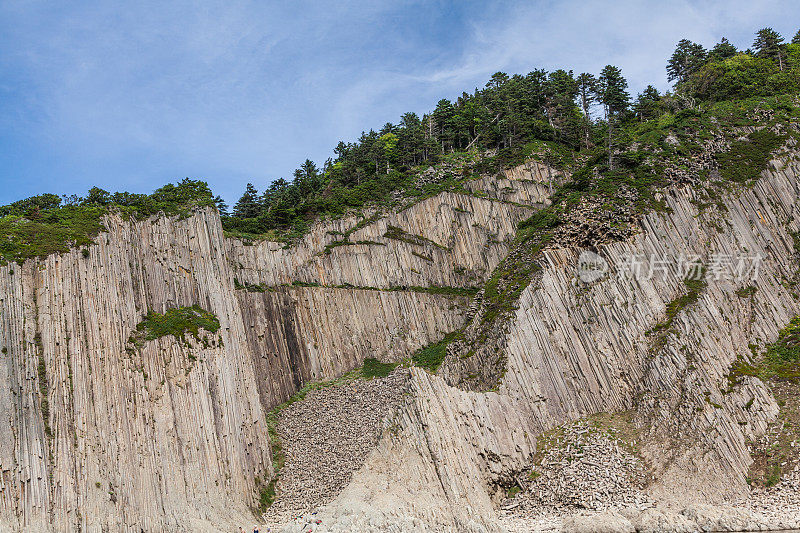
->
(3, 149, 800, 531)
(279, 368, 538, 533)
(278, 156, 800, 530)
(0, 163, 548, 531)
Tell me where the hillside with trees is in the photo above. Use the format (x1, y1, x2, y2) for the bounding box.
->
(222, 27, 800, 238)
(1, 27, 799, 261)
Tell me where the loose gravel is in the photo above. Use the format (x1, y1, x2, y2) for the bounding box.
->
(263, 368, 411, 524)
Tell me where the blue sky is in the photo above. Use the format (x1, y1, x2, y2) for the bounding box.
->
(1, 0, 799, 205)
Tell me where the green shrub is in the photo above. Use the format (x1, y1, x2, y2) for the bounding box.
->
(716, 128, 785, 183)
(732, 315, 800, 382)
(735, 285, 757, 298)
(412, 331, 461, 372)
(0, 207, 106, 265)
(361, 358, 397, 379)
(131, 305, 220, 347)
(0, 179, 215, 265)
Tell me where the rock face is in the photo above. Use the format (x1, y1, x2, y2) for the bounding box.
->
(0, 164, 547, 531)
(490, 157, 800, 503)
(279, 368, 538, 533)
(2, 151, 800, 531)
(282, 156, 800, 531)
(228, 177, 548, 289)
(438, 157, 800, 498)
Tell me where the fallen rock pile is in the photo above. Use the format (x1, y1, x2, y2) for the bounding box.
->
(509, 420, 650, 516)
(263, 368, 411, 524)
(736, 455, 800, 527)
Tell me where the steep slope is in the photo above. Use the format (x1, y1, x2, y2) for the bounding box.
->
(444, 155, 800, 502)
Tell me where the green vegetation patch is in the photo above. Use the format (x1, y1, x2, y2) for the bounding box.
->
(0, 179, 215, 265)
(0, 206, 106, 265)
(243, 281, 480, 299)
(648, 273, 707, 352)
(233, 279, 271, 292)
(716, 128, 786, 183)
(129, 305, 220, 349)
(735, 285, 757, 298)
(35, 333, 52, 439)
(383, 224, 446, 249)
(732, 315, 800, 382)
(412, 331, 462, 372)
(361, 357, 398, 379)
(745, 380, 800, 488)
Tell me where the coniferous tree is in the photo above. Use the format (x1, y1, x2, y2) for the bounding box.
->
(213, 195, 229, 217)
(432, 99, 456, 153)
(233, 183, 260, 219)
(597, 65, 630, 169)
(85, 186, 112, 206)
(576, 73, 597, 149)
(398, 112, 424, 164)
(793, 30, 800, 44)
(667, 39, 708, 84)
(709, 37, 737, 61)
(544, 69, 579, 145)
(633, 85, 661, 121)
(753, 28, 786, 70)
(299, 159, 320, 187)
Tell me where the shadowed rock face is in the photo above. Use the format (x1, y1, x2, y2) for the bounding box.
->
(0, 165, 545, 531)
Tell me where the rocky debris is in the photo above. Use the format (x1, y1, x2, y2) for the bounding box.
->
(273, 367, 537, 533)
(549, 193, 638, 249)
(507, 420, 650, 517)
(663, 133, 728, 185)
(414, 165, 444, 187)
(617, 507, 698, 533)
(733, 463, 800, 529)
(560, 511, 635, 533)
(276, 510, 493, 533)
(745, 380, 800, 488)
(494, 414, 800, 531)
(413, 157, 473, 188)
(263, 368, 411, 524)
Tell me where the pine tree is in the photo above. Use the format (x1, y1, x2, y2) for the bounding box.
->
(633, 86, 660, 121)
(793, 30, 800, 44)
(544, 69, 579, 145)
(667, 39, 708, 84)
(432, 99, 455, 153)
(709, 37, 737, 61)
(300, 159, 320, 189)
(233, 183, 261, 219)
(213, 195, 229, 217)
(576, 73, 597, 149)
(84, 187, 112, 206)
(597, 65, 630, 169)
(753, 28, 786, 70)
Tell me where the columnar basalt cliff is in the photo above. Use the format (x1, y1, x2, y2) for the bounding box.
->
(440, 156, 800, 504)
(228, 167, 553, 290)
(3, 146, 800, 531)
(284, 156, 800, 531)
(0, 165, 549, 531)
